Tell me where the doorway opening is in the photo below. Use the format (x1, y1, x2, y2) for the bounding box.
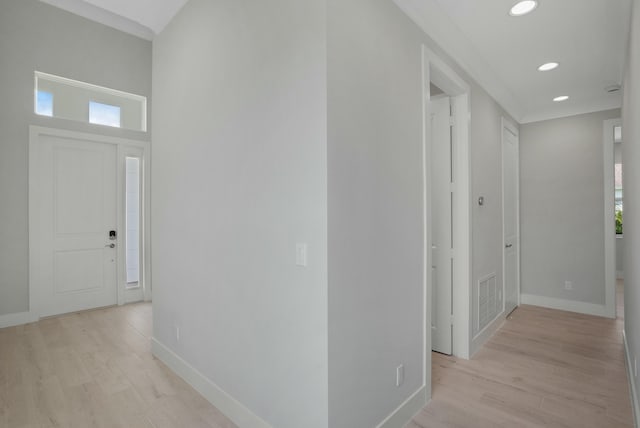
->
(604, 119, 622, 319)
(422, 44, 472, 399)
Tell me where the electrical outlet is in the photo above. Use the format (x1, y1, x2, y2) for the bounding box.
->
(396, 364, 404, 387)
(564, 281, 573, 291)
(296, 243, 308, 267)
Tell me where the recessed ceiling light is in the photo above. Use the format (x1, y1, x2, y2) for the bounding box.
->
(553, 95, 569, 102)
(510, 1, 538, 16)
(538, 62, 559, 71)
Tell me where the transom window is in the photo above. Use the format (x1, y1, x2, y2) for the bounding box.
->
(34, 71, 146, 132)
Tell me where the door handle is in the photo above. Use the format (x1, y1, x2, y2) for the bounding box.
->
(505, 244, 513, 248)
(105, 243, 115, 249)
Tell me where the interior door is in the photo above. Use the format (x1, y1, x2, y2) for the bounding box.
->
(35, 134, 118, 317)
(431, 96, 453, 355)
(502, 124, 519, 316)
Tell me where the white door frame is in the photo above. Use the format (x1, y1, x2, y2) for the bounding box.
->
(603, 118, 621, 319)
(501, 117, 521, 312)
(29, 126, 151, 319)
(422, 46, 472, 392)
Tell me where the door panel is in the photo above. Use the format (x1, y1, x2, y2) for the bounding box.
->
(503, 126, 519, 316)
(37, 135, 118, 317)
(431, 96, 453, 355)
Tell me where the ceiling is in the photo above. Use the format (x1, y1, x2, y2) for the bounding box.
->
(395, 0, 633, 123)
(40, 0, 187, 39)
(42, 0, 632, 123)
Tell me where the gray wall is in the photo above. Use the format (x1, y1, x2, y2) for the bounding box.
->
(327, 1, 425, 426)
(327, 0, 517, 426)
(153, 0, 519, 426)
(470, 88, 514, 341)
(0, 0, 151, 317)
(151, 0, 328, 427)
(623, 0, 640, 413)
(520, 109, 620, 305)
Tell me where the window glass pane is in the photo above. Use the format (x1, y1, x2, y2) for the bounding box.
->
(89, 101, 121, 128)
(36, 72, 146, 131)
(126, 157, 141, 285)
(36, 91, 53, 116)
(615, 163, 623, 189)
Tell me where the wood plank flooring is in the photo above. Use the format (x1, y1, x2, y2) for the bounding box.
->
(411, 281, 633, 428)
(0, 304, 236, 428)
(0, 283, 633, 427)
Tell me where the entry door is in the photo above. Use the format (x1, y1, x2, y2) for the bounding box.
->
(431, 96, 453, 355)
(35, 134, 118, 317)
(502, 123, 519, 316)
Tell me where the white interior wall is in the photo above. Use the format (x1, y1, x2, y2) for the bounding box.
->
(520, 109, 620, 314)
(0, 0, 151, 319)
(623, 0, 640, 419)
(151, 0, 328, 427)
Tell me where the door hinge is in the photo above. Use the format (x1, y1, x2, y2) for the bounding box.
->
(450, 315, 454, 325)
(449, 116, 456, 126)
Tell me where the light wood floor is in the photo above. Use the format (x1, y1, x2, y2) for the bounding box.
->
(411, 281, 633, 428)
(0, 304, 236, 428)
(1, 285, 633, 428)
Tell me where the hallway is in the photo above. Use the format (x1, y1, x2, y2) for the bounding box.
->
(411, 287, 633, 427)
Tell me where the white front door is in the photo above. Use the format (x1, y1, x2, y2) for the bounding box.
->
(502, 123, 519, 316)
(34, 134, 118, 317)
(431, 96, 453, 355)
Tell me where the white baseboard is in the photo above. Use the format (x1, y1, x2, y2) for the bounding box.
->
(0, 311, 37, 329)
(470, 310, 506, 357)
(151, 338, 271, 428)
(376, 385, 428, 428)
(520, 294, 611, 318)
(623, 331, 640, 428)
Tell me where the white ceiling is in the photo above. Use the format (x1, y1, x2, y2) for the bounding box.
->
(395, 0, 633, 123)
(40, 0, 187, 39)
(42, 0, 632, 123)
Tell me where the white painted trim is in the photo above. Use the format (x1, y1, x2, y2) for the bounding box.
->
(421, 46, 431, 397)
(0, 311, 38, 329)
(151, 338, 271, 428)
(470, 312, 505, 357)
(520, 294, 610, 318)
(376, 386, 428, 428)
(604, 118, 622, 319)
(624, 330, 640, 428)
(423, 45, 472, 364)
(39, 0, 155, 40)
(29, 126, 151, 319)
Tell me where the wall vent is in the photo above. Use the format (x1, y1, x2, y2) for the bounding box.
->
(478, 273, 498, 332)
